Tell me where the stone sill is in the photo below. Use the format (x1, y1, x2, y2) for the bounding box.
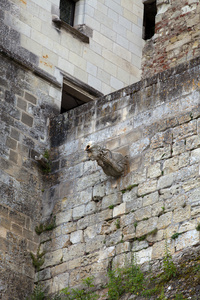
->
(52, 16, 89, 44)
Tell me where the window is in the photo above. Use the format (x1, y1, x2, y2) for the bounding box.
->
(60, 0, 76, 26)
(143, 0, 157, 40)
(60, 78, 103, 114)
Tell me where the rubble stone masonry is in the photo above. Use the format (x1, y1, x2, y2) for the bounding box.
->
(142, 0, 200, 78)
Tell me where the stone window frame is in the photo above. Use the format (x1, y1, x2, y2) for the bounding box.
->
(52, 0, 92, 44)
(60, 73, 103, 113)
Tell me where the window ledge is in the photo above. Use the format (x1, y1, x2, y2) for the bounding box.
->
(52, 16, 89, 43)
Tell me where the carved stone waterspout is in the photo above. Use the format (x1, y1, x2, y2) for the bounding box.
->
(85, 142, 126, 177)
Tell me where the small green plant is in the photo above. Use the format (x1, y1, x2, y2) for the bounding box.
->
(41, 149, 51, 174)
(158, 287, 167, 300)
(28, 277, 98, 300)
(174, 293, 186, 300)
(121, 184, 138, 193)
(26, 284, 45, 300)
(35, 216, 56, 235)
(109, 205, 114, 209)
(149, 228, 158, 236)
(107, 268, 125, 299)
(161, 206, 165, 212)
(107, 254, 145, 299)
(162, 239, 177, 281)
(115, 219, 120, 229)
(62, 276, 98, 300)
(134, 222, 138, 229)
(30, 246, 45, 272)
(171, 232, 181, 239)
(161, 153, 166, 159)
(196, 223, 200, 231)
(138, 234, 147, 241)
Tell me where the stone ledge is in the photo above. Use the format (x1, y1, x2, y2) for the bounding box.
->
(52, 16, 90, 44)
(0, 45, 62, 88)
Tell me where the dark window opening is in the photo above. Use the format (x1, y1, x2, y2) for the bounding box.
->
(60, 0, 76, 26)
(143, 0, 157, 40)
(61, 90, 85, 113)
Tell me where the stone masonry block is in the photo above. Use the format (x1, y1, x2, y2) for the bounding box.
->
(6, 137, 17, 150)
(147, 162, 162, 178)
(10, 128, 20, 141)
(43, 249, 63, 268)
(21, 112, 33, 127)
(138, 179, 157, 196)
(72, 205, 85, 220)
(51, 273, 70, 294)
(56, 210, 72, 225)
(122, 187, 137, 202)
(85, 201, 96, 215)
(135, 207, 151, 221)
(102, 193, 122, 210)
(113, 203, 126, 217)
(11, 223, 23, 236)
(157, 212, 173, 229)
(17, 97, 27, 111)
(24, 92, 37, 105)
(173, 206, 191, 223)
(143, 192, 159, 207)
(157, 173, 174, 190)
(190, 148, 200, 164)
(116, 242, 130, 255)
(63, 244, 85, 262)
(99, 246, 116, 260)
(9, 150, 18, 164)
(136, 217, 158, 237)
(70, 230, 83, 244)
(175, 230, 199, 251)
(135, 247, 152, 265)
(163, 157, 179, 175)
(9, 210, 26, 227)
(84, 223, 102, 241)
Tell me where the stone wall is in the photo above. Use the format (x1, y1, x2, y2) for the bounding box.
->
(0, 53, 60, 299)
(38, 57, 200, 295)
(142, 0, 200, 78)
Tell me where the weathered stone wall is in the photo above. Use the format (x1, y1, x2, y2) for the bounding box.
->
(0, 53, 61, 299)
(142, 0, 200, 78)
(38, 57, 200, 295)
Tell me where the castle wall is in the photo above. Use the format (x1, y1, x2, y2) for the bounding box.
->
(142, 0, 200, 78)
(0, 53, 60, 299)
(40, 57, 200, 294)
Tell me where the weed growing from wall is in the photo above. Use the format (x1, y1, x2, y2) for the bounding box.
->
(30, 245, 45, 272)
(196, 223, 200, 231)
(162, 239, 177, 281)
(35, 216, 56, 235)
(107, 255, 144, 299)
(26, 284, 45, 300)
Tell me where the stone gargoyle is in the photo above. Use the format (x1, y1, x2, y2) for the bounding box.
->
(85, 142, 126, 177)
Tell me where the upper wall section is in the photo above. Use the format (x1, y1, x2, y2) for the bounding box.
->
(142, 0, 200, 78)
(1, 0, 144, 98)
